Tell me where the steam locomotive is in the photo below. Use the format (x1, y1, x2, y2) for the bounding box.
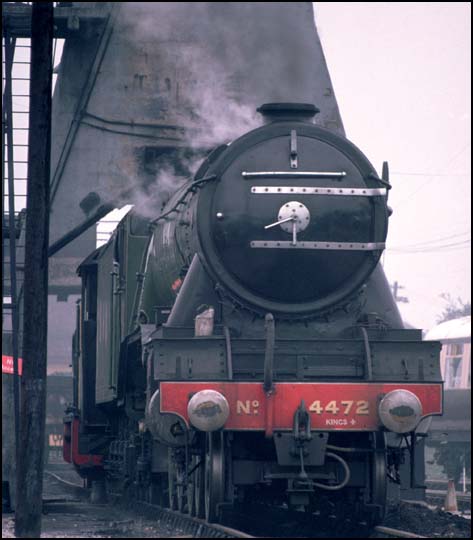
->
(64, 103, 443, 525)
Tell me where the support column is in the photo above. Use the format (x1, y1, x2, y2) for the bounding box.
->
(15, 3, 53, 537)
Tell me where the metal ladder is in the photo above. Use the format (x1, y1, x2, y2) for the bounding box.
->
(2, 31, 31, 459)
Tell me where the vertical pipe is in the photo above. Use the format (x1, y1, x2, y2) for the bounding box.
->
(73, 298, 81, 410)
(263, 313, 275, 394)
(4, 32, 21, 478)
(109, 266, 116, 389)
(462, 456, 466, 494)
(15, 3, 53, 537)
(223, 326, 233, 380)
(115, 261, 122, 389)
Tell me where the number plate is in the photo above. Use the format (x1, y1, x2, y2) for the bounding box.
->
(160, 382, 442, 431)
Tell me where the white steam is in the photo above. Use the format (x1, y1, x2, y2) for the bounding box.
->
(102, 2, 333, 221)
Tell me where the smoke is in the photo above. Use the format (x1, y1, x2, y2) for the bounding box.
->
(117, 2, 324, 143)
(117, 3, 267, 147)
(127, 160, 191, 220)
(95, 2, 331, 220)
(108, 144, 199, 219)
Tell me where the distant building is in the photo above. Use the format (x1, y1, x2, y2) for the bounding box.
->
(425, 316, 471, 389)
(424, 316, 471, 488)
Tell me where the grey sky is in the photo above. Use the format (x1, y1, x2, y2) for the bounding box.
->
(314, 2, 471, 330)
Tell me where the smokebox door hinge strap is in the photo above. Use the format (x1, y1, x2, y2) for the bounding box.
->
(263, 313, 275, 394)
(360, 326, 373, 381)
(264, 313, 276, 438)
(290, 130, 298, 169)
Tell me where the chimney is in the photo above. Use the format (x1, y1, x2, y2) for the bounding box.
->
(257, 103, 319, 124)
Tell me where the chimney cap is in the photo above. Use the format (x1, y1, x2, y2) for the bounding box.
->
(257, 103, 319, 123)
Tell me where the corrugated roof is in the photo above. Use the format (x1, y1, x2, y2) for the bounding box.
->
(425, 316, 471, 341)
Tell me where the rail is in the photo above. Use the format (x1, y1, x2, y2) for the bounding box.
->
(373, 526, 426, 538)
(46, 467, 255, 539)
(50, 466, 461, 538)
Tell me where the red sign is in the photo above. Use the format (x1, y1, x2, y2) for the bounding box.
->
(2, 355, 23, 376)
(160, 381, 443, 431)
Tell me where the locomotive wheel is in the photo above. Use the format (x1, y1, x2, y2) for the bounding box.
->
(168, 449, 187, 512)
(370, 432, 387, 525)
(176, 467, 187, 512)
(168, 448, 178, 510)
(187, 476, 195, 516)
(187, 456, 196, 516)
(194, 454, 206, 518)
(205, 431, 225, 522)
(187, 455, 200, 516)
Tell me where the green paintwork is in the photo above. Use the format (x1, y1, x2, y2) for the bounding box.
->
(95, 212, 149, 405)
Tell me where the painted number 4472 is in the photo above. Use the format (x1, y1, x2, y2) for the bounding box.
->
(309, 400, 370, 415)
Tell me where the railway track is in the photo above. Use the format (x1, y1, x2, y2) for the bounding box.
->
(44, 470, 88, 497)
(115, 499, 255, 539)
(45, 466, 254, 538)
(46, 466, 469, 539)
(372, 525, 426, 538)
(45, 469, 368, 538)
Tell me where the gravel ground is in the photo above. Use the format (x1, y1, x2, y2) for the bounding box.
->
(3, 467, 470, 538)
(381, 501, 471, 538)
(2, 511, 190, 539)
(2, 472, 188, 539)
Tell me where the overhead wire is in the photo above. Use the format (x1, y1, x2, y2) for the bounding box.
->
(388, 230, 470, 250)
(388, 239, 470, 254)
(392, 143, 471, 209)
(391, 172, 469, 177)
